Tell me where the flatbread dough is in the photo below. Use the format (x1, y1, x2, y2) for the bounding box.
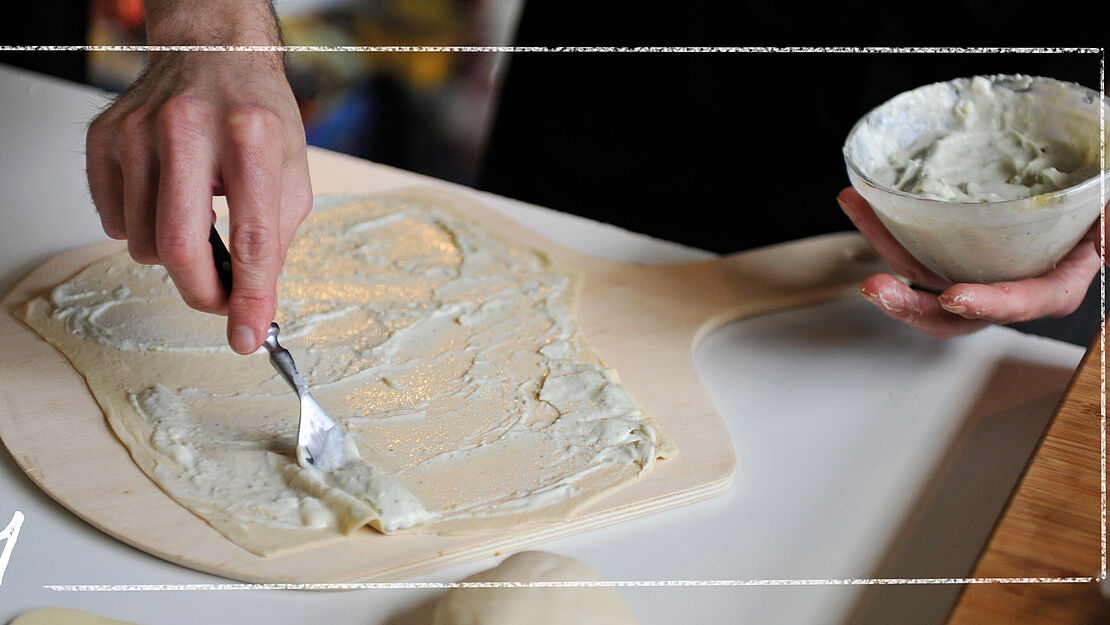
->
(18, 189, 673, 556)
(433, 551, 639, 625)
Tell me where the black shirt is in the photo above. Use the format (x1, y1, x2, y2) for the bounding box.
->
(479, 1, 1103, 254)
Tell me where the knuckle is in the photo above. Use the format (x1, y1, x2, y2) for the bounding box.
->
(127, 238, 159, 265)
(231, 223, 277, 265)
(87, 109, 109, 133)
(155, 228, 202, 267)
(155, 97, 211, 150)
(86, 112, 114, 150)
(99, 215, 127, 240)
(225, 105, 283, 150)
(179, 288, 224, 314)
(117, 110, 150, 143)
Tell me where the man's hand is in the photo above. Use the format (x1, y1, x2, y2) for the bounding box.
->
(838, 186, 1103, 339)
(86, 0, 312, 354)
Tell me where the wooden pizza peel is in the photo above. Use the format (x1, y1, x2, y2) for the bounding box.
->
(0, 147, 885, 582)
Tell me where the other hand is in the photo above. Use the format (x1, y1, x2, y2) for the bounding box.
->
(837, 186, 1103, 339)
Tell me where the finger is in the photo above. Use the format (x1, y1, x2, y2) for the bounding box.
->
(221, 106, 284, 354)
(837, 187, 949, 290)
(86, 112, 126, 239)
(119, 113, 160, 264)
(278, 148, 313, 253)
(937, 231, 1102, 323)
(155, 97, 226, 314)
(860, 273, 991, 339)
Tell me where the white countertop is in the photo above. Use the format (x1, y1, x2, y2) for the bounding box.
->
(0, 63, 1087, 625)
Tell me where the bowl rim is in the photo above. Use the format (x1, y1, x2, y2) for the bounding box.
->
(842, 74, 1110, 209)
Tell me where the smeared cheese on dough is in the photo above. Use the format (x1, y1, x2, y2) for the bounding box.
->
(19, 190, 673, 556)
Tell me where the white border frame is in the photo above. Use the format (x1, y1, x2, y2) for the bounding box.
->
(0, 44, 1102, 593)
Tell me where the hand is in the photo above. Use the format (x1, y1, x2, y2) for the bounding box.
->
(837, 186, 1103, 339)
(85, 0, 312, 354)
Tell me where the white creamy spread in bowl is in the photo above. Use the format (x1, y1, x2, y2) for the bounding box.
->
(844, 74, 1108, 283)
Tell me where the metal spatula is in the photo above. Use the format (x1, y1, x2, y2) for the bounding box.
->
(208, 225, 348, 471)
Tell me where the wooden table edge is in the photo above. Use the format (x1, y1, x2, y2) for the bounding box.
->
(946, 321, 1106, 624)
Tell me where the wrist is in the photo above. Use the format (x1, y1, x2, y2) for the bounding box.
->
(143, 0, 283, 47)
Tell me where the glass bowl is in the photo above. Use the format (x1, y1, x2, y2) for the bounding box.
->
(843, 74, 1108, 284)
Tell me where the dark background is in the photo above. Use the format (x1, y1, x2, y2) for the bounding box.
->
(481, 1, 1104, 254)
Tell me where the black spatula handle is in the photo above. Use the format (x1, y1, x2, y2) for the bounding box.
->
(208, 224, 233, 296)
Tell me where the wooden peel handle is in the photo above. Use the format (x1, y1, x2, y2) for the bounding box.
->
(682, 232, 885, 342)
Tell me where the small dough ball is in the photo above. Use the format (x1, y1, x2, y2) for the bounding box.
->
(433, 551, 639, 625)
(10, 608, 137, 625)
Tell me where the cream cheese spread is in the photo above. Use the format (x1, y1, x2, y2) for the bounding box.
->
(21, 191, 671, 554)
(869, 75, 1101, 202)
(844, 74, 1108, 283)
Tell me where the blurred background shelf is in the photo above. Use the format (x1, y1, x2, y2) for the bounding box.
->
(67, 0, 524, 188)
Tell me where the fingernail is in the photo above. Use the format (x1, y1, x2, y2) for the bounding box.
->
(230, 325, 257, 354)
(939, 292, 971, 314)
(860, 286, 892, 310)
(837, 187, 860, 209)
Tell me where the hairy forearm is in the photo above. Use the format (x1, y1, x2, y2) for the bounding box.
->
(143, 0, 282, 46)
